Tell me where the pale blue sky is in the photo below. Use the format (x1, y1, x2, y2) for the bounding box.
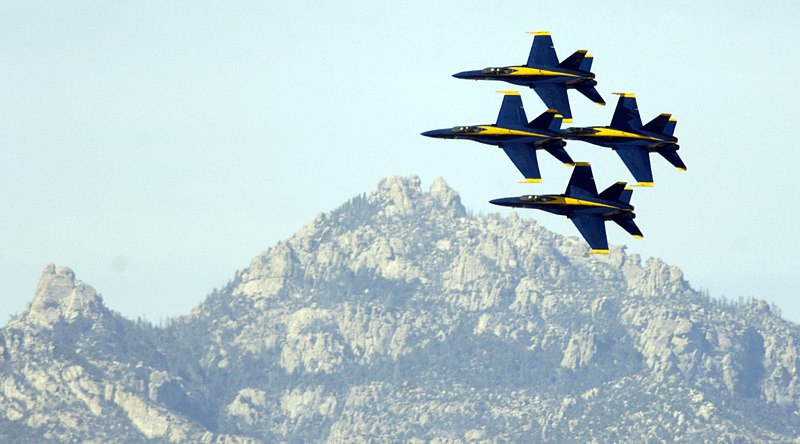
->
(1, 1, 798, 322)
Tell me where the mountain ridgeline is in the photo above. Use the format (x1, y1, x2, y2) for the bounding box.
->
(1, 176, 798, 442)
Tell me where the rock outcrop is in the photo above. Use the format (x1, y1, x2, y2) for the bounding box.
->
(1, 175, 798, 442)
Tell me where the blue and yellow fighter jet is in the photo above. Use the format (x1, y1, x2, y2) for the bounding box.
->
(490, 163, 642, 254)
(563, 92, 685, 186)
(421, 91, 572, 183)
(452, 32, 605, 122)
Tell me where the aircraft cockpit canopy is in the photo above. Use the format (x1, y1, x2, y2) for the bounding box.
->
(564, 127, 598, 136)
(482, 67, 513, 75)
(451, 126, 485, 134)
(521, 195, 555, 203)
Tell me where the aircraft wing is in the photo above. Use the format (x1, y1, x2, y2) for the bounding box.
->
(610, 93, 643, 131)
(526, 32, 558, 67)
(564, 162, 598, 198)
(532, 85, 573, 121)
(615, 145, 654, 185)
(501, 143, 541, 182)
(495, 93, 528, 127)
(570, 214, 609, 252)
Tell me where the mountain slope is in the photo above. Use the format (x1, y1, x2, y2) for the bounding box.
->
(2, 176, 799, 442)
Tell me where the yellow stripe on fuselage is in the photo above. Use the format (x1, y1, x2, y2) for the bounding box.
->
(477, 126, 547, 138)
(533, 196, 621, 210)
(506, 67, 580, 78)
(562, 197, 618, 209)
(584, 127, 661, 141)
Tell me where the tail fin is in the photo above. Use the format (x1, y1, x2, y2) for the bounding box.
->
(598, 181, 628, 202)
(579, 53, 593, 72)
(663, 118, 677, 136)
(614, 216, 643, 238)
(610, 92, 643, 131)
(618, 188, 633, 204)
(495, 91, 528, 127)
(659, 149, 687, 170)
(576, 85, 605, 105)
(527, 109, 563, 132)
(558, 50, 588, 71)
(642, 113, 673, 135)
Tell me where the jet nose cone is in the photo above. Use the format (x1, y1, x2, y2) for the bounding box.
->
(489, 197, 518, 207)
(421, 129, 448, 138)
(453, 70, 480, 80)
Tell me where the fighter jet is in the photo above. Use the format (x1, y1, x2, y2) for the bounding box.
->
(490, 162, 642, 254)
(421, 91, 572, 183)
(452, 32, 605, 122)
(563, 92, 685, 186)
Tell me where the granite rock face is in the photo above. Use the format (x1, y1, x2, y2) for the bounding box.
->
(1, 176, 799, 442)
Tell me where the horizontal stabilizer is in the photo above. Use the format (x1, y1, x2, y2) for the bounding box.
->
(659, 150, 687, 170)
(642, 113, 673, 135)
(527, 109, 563, 131)
(576, 84, 605, 105)
(558, 50, 588, 71)
(544, 144, 574, 166)
(614, 216, 643, 238)
(598, 181, 628, 202)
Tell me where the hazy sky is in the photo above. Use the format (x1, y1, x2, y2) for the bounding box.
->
(1, 1, 798, 323)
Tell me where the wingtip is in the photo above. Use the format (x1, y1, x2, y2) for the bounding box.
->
(585, 249, 610, 255)
(677, 167, 687, 171)
(612, 92, 636, 98)
(564, 163, 575, 167)
(519, 178, 542, 184)
(632, 235, 644, 239)
(632, 182, 654, 187)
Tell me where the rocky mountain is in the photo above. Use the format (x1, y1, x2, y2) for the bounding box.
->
(1, 176, 799, 442)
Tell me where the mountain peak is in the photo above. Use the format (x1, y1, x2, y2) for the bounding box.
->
(21, 263, 108, 329)
(369, 175, 465, 219)
(3, 177, 800, 441)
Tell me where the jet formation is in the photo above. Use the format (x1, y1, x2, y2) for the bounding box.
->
(423, 32, 686, 253)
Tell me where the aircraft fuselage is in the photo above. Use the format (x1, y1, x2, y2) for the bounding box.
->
(563, 126, 678, 151)
(421, 125, 562, 148)
(453, 66, 596, 89)
(490, 194, 633, 220)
